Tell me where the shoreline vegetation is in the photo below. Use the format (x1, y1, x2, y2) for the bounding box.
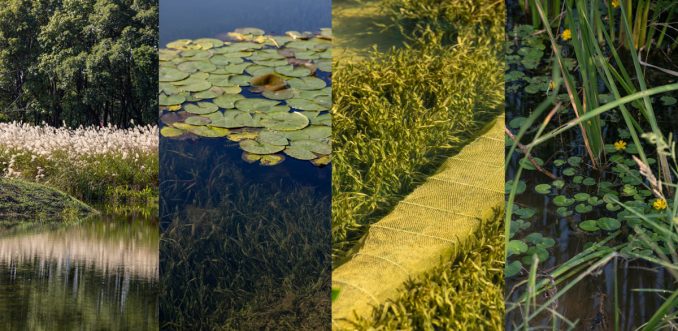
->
(332, 0, 505, 329)
(0, 122, 158, 220)
(0, 0, 159, 221)
(0, 178, 96, 221)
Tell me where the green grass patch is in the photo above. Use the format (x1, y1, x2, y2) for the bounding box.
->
(332, 0, 504, 261)
(0, 178, 96, 221)
(350, 210, 505, 330)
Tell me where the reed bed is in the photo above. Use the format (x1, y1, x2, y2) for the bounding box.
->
(0, 122, 158, 202)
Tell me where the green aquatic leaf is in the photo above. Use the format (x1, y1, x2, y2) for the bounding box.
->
(159, 94, 186, 106)
(184, 102, 219, 114)
(275, 65, 311, 77)
(235, 98, 281, 112)
(257, 130, 289, 146)
(260, 154, 285, 166)
(263, 88, 297, 100)
(534, 184, 551, 194)
(160, 126, 185, 137)
(260, 112, 309, 131)
(286, 98, 327, 111)
(283, 146, 317, 160)
(579, 220, 599, 232)
(160, 67, 189, 82)
(553, 195, 574, 207)
(575, 204, 593, 214)
(505, 260, 522, 278)
(213, 94, 246, 109)
(506, 180, 526, 194)
(184, 116, 211, 126)
(507, 240, 528, 256)
(287, 76, 326, 90)
(239, 139, 285, 155)
(597, 217, 621, 231)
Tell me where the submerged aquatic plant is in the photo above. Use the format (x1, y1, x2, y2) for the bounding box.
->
(159, 28, 332, 167)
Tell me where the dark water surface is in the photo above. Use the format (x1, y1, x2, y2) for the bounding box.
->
(0, 213, 159, 331)
(159, 1, 332, 329)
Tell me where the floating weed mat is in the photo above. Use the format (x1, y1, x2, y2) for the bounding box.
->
(159, 28, 332, 167)
(348, 210, 505, 330)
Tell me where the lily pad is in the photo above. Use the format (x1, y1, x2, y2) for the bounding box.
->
(184, 102, 219, 114)
(239, 139, 285, 155)
(160, 67, 189, 82)
(287, 76, 326, 90)
(260, 112, 309, 131)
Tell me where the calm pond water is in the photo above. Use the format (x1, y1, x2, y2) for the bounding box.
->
(159, 1, 332, 329)
(0, 212, 159, 331)
(504, 1, 677, 328)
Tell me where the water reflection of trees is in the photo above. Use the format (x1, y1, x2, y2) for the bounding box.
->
(0, 221, 158, 330)
(160, 140, 331, 330)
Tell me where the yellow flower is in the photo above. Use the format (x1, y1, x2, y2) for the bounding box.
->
(548, 80, 556, 90)
(611, 0, 620, 8)
(562, 29, 572, 41)
(614, 140, 627, 151)
(653, 198, 668, 210)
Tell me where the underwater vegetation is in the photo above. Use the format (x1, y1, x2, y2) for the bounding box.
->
(0, 123, 158, 203)
(160, 179, 330, 330)
(0, 178, 95, 221)
(505, 0, 677, 329)
(159, 28, 332, 167)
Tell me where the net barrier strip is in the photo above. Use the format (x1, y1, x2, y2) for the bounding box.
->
(332, 114, 505, 329)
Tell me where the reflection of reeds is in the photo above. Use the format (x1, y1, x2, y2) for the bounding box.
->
(0, 224, 158, 280)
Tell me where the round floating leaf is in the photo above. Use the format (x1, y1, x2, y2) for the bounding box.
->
(275, 65, 311, 77)
(552, 180, 565, 189)
(211, 94, 244, 109)
(160, 94, 186, 106)
(228, 130, 259, 142)
(283, 146, 317, 160)
(286, 98, 327, 111)
(579, 220, 599, 232)
(582, 177, 596, 186)
(311, 155, 331, 166)
(239, 139, 285, 155)
(184, 102, 219, 114)
(242, 152, 262, 163)
(177, 61, 217, 73)
(505, 260, 522, 278)
(160, 126, 185, 137)
(287, 76, 326, 90)
(257, 130, 289, 146)
(235, 98, 281, 112)
(575, 204, 593, 214)
(598, 217, 621, 231)
(574, 193, 590, 201)
(190, 126, 230, 137)
(260, 112, 309, 131)
(193, 87, 224, 99)
(160, 67, 189, 82)
(184, 116, 211, 126)
(507, 240, 528, 256)
(562, 168, 576, 176)
(534, 184, 551, 194)
(260, 154, 285, 166)
(178, 81, 212, 92)
(553, 195, 574, 207)
(567, 156, 582, 166)
(291, 139, 331, 155)
(263, 89, 296, 100)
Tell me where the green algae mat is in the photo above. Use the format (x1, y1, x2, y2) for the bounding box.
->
(0, 178, 96, 220)
(159, 28, 332, 167)
(331, 114, 505, 328)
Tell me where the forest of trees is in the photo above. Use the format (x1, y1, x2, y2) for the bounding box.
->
(0, 0, 157, 128)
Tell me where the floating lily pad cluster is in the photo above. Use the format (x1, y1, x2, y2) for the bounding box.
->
(159, 27, 332, 166)
(506, 135, 674, 277)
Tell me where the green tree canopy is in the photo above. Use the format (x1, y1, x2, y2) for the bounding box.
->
(0, 0, 157, 127)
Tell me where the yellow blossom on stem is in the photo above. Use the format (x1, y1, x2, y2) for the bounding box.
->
(562, 29, 572, 41)
(611, 0, 620, 9)
(614, 140, 627, 151)
(653, 199, 668, 210)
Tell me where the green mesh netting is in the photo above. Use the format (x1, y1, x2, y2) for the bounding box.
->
(332, 115, 505, 328)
